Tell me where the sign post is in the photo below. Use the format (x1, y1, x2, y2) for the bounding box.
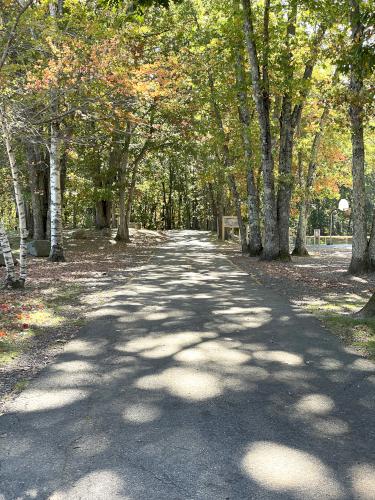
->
(221, 216, 239, 241)
(314, 228, 320, 245)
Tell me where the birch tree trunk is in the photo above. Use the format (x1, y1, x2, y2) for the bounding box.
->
(48, 0, 65, 262)
(241, 0, 279, 259)
(0, 109, 28, 285)
(234, 44, 262, 255)
(0, 221, 16, 288)
(49, 112, 65, 261)
(348, 0, 367, 274)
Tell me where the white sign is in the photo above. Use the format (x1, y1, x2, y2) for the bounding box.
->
(222, 216, 239, 228)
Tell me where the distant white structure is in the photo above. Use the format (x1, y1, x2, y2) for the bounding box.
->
(338, 199, 350, 212)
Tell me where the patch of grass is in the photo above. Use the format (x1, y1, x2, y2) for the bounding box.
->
(307, 298, 375, 360)
(0, 335, 31, 364)
(325, 316, 375, 360)
(28, 308, 63, 328)
(0, 288, 80, 367)
(0, 343, 21, 364)
(46, 284, 82, 306)
(307, 294, 364, 315)
(13, 379, 29, 392)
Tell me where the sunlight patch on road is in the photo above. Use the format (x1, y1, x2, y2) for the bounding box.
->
(295, 394, 335, 415)
(253, 350, 304, 366)
(52, 360, 94, 372)
(349, 359, 375, 372)
(242, 441, 343, 499)
(213, 306, 271, 316)
(135, 367, 222, 400)
(311, 417, 349, 436)
(118, 331, 217, 359)
(174, 340, 251, 366)
(123, 403, 161, 423)
(211, 306, 272, 329)
(64, 339, 104, 357)
(50, 470, 126, 499)
(350, 464, 375, 500)
(12, 388, 87, 413)
(317, 358, 344, 370)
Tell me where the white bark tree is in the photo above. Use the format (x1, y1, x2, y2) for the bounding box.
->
(48, 0, 65, 261)
(0, 107, 28, 286)
(0, 221, 17, 288)
(49, 111, 65, 261)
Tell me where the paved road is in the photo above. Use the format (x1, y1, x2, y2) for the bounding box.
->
(1, 231, 375, 500)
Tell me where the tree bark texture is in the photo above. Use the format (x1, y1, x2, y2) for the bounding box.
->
(49, 113, 65, 262)
(348, 0, 367, 274)
(0, 109, 28, 284)
(116, 122, 132, 241)
(48, 0, 65, 262)
(234, 43, 262, 255)
(26, 142, 49, 240)
(241, 0, 279, 259)
(0, 221, 16, 287)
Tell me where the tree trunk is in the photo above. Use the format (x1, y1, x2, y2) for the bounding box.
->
(228, 174, 248, 252)
(367, 209, 375, 270)
(48, 1, 65, 262)
(348, 0, 367, 274)
(241, 0, 279, 259)
(26, 142, 47, 240)
(276, 3, 297, 260)
(356, 292, 375, 318)
(49, 114, 65, 261)
(116, 122, 132, 241)
(277, 95, 294, 260)
(234, 43, 262, 255)
(292, 152, 309, 256)
(0, 109, 28, 285)
(0, 221, 17, 288)
(123, 163, 139, 242)
(95, 200, 112, 229)
(208, 183, 218, 233)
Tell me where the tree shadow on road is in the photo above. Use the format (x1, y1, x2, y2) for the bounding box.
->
(1, 231, 374, 499)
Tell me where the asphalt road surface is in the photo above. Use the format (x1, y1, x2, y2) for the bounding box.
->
(1, 231, 375, 499)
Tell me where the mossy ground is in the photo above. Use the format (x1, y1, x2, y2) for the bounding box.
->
(307, 297, 375, 360)
(0, 284, 83, 366)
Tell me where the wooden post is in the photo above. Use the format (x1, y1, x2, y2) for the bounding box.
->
(314, 228, 320, 245)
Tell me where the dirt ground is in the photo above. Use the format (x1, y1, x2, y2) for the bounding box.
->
(227, 244, 375, 307)
(0, 229, 166, 411)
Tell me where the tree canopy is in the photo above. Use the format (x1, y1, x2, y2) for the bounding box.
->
(0, 0, 374, 286)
